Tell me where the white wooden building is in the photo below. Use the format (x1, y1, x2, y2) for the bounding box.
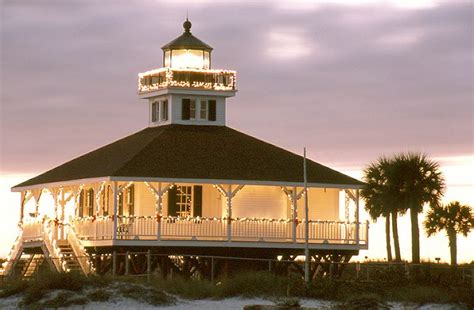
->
(4, 19, 367, 278)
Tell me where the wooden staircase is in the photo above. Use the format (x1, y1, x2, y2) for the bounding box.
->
(57, 240, 83, 273)
(13, 254, 46, 278)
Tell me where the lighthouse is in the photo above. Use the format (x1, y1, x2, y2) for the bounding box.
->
(6, 19, 366, 279)
(138, 19, 236, 127)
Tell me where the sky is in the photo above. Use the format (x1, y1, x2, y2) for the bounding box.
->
(0, 0, 473, 262)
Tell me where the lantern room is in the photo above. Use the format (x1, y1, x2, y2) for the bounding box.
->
(162, 19, 213, 70)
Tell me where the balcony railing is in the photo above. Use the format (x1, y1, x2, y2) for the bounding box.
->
(63, 216, 368, 245)
(138, 67, 236, 94)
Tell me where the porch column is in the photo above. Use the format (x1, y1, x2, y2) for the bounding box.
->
(93, 182, 105, 240)
(226, 184, 232, 242)
(19, 191, 31, 224)
(145, 182, 174, 241)
(49, 188, 61, 240)
(32, 189, 42, 217)
(112, 181, 118, 240)
(58, 188, 74, 239)
(60, 189, 66, 239)
(283, 187, 304, 242)
(355, 189, 360, 245)
(157, 185, 162, 240)
(215, 184, 244, 242)
(292, 187, 298, 243)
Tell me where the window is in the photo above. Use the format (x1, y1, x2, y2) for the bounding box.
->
(182, 98, 214, 121)
(168, 185, 202, 217)
(151, 101, 159, 122)
(200, 100, 208, 120)
(161, 100, 168, 121)
(189, 99, 196, 120)
(176, 186, 192, 217)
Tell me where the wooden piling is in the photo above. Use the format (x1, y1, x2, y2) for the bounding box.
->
(147, 250, 151, 282)
(125, 251, 129, 275)
(112, 251, 116, 276)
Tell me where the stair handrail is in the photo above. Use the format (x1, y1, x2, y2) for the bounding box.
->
(2, 229, 23, 276)
(66, 223, 92, 274)
(42, 218, 68, 272)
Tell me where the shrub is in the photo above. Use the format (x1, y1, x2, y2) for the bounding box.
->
(0, 279, 29, 298)
(152, 276, 216, 300)
(86, 289, 111, 302)
(336, 296, 390, 310)
(218, 271, 288, 298)
(116, 282, 175, 306)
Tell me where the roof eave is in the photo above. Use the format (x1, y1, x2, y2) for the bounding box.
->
(11, 175, 364, 192)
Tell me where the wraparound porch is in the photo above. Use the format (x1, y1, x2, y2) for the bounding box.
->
(20, 216, 368, 249)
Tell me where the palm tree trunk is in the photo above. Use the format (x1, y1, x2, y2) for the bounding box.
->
(410, 207, 420, 264)
(385, 214, 392, 262)
(391, 211, 401, 261)
(448, 228, 457, 266)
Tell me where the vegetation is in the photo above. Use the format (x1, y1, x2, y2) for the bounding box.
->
(0, 267, 472, 308)
(0, 271, 174, 308)
(390, 153, 445, 264)
(424, 201, 474, 266)
(361, 152, 445, 264)
(361, 157, 398, 261)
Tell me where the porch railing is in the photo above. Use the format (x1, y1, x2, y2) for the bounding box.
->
(67, 216, 368, 245)
(22, 219, 43, 242)
(232, 218, 292, 241)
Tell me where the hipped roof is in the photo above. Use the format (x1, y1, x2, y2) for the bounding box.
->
(13, 125, 363, 189)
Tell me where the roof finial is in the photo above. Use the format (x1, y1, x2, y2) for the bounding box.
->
(183, 14, 191, 34)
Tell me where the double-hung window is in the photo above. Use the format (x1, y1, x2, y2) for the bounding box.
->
(161, 100, 168, 121)
(151, 101, 159, 122)
(200, 100, 208, 120)
(189, 99, 196, 120)
(182, 98, 216, 121)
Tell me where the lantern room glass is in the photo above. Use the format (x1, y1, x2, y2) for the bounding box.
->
(164, 49, 210, 70)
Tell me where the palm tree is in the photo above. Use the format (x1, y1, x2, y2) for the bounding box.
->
(390, 153, 444, 264)
(424, 202, 474, 266)
(361, 158, 396, 262)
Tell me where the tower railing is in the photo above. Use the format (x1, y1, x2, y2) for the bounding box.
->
(138, 67, 236, 94)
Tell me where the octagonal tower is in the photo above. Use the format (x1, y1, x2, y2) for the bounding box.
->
(138, 19, 237, 127)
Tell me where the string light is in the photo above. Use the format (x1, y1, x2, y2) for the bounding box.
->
(138, 67, 236, 93)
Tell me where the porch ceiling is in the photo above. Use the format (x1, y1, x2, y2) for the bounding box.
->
(13, 125, 364, 190)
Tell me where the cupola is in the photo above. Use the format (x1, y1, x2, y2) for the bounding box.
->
(161, 19, 213, 70)
(138, 19, 236, 128)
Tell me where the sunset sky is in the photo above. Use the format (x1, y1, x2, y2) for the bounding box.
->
(1, 0, 473, 262)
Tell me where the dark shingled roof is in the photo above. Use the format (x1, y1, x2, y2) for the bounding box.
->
(161, 32, 213, 51)
(14, 125, 363, 188)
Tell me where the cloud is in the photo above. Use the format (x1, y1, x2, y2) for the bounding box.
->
(0, 1, 472, 174)
(264, 28, 313, 60)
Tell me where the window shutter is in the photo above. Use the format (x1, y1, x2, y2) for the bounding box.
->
(209, 100, 216, 121)
(118, 193, 123, 216)
(78, 190, 84, 217)
(88, 189, 94, 216)
(129, 185, 135, 215)
(182, 99, 191, 120)
(193, 186, 202, 217)
(168, 186, 178, 216)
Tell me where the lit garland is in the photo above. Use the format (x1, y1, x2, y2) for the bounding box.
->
(137, 67, 236, 93)
(144, 182, 175, 222)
